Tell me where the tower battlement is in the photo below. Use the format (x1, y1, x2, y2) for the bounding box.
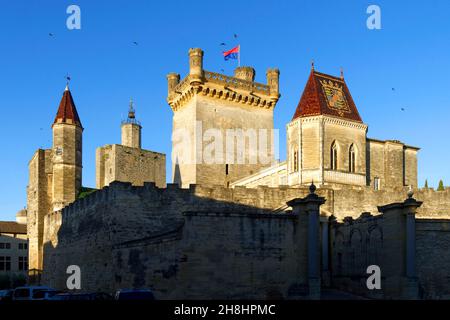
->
(167, 48, 280, 111)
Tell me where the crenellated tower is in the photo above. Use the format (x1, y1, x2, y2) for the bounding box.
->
(167, 48, 280, 188)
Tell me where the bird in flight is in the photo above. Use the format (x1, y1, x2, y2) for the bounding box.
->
(220, 42, 226, 46)
(49, 33, 54, 37)
(401, 107, 405, 111)
(133, 41, 138, 46)
(234, 34, 238, 38)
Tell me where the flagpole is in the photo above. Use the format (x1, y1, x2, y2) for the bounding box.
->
(238, 44, 240, 67)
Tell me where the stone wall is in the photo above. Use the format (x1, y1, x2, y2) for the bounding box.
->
(416, 219, 450, 299)
(330, 203, 450, 299)
(41, 182, 312, 298)
(27, 149, 52, 271)
(96, 144, 166, 189)
(40, 181, 450, 299)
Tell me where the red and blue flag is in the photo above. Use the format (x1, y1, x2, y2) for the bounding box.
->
(223, 45, 240, 61)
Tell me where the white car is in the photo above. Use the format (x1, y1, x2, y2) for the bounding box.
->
(13, 286, 58, 301)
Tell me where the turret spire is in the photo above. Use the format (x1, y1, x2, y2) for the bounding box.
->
(53, 83, 82, 128)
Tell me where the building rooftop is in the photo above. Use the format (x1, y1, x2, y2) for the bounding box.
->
(53, 86, 83, 128)
(292, 69, 363, 122)
(0, 221, 27, 234)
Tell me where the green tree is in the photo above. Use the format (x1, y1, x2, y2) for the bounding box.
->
(438, 180, 445, 191)
(424, 179, 429, 189)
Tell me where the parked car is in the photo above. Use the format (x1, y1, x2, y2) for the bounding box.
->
(0, 289, 13, 302)
(31, 289, 61, 300)
(49, 292, 113, 301)
(13, 286, 57, 300)
(115, 289, 155, 300)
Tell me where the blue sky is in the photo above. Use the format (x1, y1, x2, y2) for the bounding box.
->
(0, 0, 449, 220)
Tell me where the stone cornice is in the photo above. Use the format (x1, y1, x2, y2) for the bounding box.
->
(168, 71, 279, 111)
(287, 115, 367, 130)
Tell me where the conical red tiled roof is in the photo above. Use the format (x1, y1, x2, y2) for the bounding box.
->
(292, 70, 362, 122)
(53, 87, 82, 128)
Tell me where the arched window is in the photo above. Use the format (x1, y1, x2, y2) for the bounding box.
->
(349, 144, 356, 173)
(331, 142, 338, 170)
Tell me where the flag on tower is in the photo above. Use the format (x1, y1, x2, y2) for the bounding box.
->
(223, 45, 240, 61)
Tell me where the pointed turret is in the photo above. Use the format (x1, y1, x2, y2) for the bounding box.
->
(53, 85, 83, 128)
(51, 85, 83, 211)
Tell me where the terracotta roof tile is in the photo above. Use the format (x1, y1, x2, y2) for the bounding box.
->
(292, 70, 363, 122)
(53, 88, 82, 128)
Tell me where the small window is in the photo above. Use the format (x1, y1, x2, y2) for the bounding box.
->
(331, 142, 338, 170)
(0, 243, 10, 250)
(55, 147, 63, 156)
(18, 243, 26, 250)
(0, 256, 11, 271)
(374, 177, 381, 191)
(225, 164, 229, 175)
(349, 144, 356, 173)
(18, 256, 28, 271)
(293, 149, 298, 172)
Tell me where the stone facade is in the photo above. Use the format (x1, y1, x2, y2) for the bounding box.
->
(40, 182, 450, 299)
(25, 48, 450, 299)
(27, 87, 83, 271)
(96, 102, 166, 189)
(96, 144, 165, 189)
(232, 70, 419, 190)
(168, 48, 280, 188)
(0, 215, 28, 287)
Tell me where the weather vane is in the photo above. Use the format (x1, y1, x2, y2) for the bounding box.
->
(65, 74, 71, 87)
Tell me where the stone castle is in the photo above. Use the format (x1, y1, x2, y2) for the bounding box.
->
(26, 48, 450, 299)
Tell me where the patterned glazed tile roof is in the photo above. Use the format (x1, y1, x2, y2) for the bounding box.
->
(0, 221, 26, 234)
(53, 87, 83, 128)
(292, 70, 363, 122)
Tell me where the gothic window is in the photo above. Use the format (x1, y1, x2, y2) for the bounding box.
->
(331, 141, 338, 170)
(349, 144, 356, 173)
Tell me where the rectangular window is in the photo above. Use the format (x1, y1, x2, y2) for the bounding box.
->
(0, 243, 11, 250)
(0, 256, 11, 271)
(18, 256, 28, 271)
(293, 150, 298, 172)
(18, 243, 28, 250)
(374, 177, 380, 191)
